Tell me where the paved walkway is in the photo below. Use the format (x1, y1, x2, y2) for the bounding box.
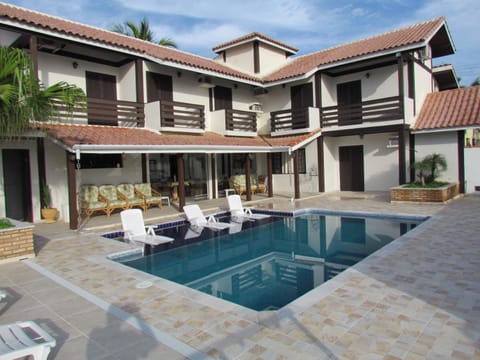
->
(1, 192, 479, 359)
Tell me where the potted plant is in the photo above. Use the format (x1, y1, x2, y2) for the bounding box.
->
(41, 184, 58, 223)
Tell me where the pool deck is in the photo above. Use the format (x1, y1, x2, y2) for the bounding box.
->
(1, 191, 479, 359)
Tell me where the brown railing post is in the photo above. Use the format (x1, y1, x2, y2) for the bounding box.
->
(245, 154, 252, 201)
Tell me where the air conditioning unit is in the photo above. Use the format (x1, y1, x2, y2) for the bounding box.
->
(197, 76, 215, 88)
(249, 102, 263, 112)
(254, 87, 269, 98)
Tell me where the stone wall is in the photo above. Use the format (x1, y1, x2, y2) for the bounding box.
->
(391, 183, 459, 203)
(0, 219, 35, 263)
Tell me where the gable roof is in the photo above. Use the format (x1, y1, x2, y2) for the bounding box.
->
(0, 3, 453, 85)
(264, 17, 450, 82)
(212, 32, 298, 54)
(413, 86, 480, 131)
(0, 2, 257, 81)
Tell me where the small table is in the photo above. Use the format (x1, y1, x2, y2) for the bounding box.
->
(224, 188, 236, 197)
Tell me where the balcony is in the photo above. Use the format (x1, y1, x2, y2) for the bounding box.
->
(52, 98, 145, 127)
(321, 96, 403, 129)
(210, 109, 257, 137)
(270, 107, 320, 137)
(145, 100, 205, 133)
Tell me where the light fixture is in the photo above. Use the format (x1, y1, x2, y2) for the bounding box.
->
(72, 61, 78, 69)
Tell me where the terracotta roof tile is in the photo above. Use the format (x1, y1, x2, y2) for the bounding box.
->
(413, 86, 480, 131)
(0, 3, 257, 81)
(264, 17, 446, 82)
(0, 3, 449, 85)
(212, 32, 298, 53)
(35, 123, 273, 149)
(262, 129, 321, 147)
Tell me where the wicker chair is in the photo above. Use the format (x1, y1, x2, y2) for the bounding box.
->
(229, 175, 257, 196)
(79, 185, 108, 218)
(134, 183, 168, 210)
(117, 184, 147, 212)
(98, 184, 129, 216)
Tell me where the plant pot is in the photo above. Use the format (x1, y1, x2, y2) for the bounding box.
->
(41, 208, 58, 223)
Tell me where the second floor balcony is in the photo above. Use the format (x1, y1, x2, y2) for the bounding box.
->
(270, 107, 320, 136)
(321, 96, 403, 129)
(145, 100, 205, 133)
(210, 109, 257, 137)
(53, 97, 145, 127)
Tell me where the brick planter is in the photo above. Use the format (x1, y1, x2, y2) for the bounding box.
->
(0, 219, 35, 263)
(390, 183, 459, 203)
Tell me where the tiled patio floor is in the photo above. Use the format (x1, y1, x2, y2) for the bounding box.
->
(1, 192, 479, 359)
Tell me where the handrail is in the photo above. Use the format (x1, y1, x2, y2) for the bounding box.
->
(321, 96, 402, 127)
(225, 109, 257, 132)
(52, 97, 145, 127)
(270, 108, 309, 132)
(160, 100, 205, 129)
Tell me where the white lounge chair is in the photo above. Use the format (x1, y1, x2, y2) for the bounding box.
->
(227, 195, 270, 221)
(120, 209, 174, 246)
(183, 204, 232, 231)
(0, 321, 56, 360)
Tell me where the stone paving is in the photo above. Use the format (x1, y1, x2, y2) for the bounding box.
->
(1, 192, 479, 359)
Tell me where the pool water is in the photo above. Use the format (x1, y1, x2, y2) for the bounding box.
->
(112, 212, 423, 311)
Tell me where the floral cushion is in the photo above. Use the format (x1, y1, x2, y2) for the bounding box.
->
(80, 185, 99, 204)
(117, 184, 135, 199)
(134, 183, 152, 197)
(99, 185, 119, 201)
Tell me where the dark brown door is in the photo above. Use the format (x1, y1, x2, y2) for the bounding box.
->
(2, 149, 32, 221)
(214, 86, 232, 111)
(339, 146, 364, 191)
(86, 71, 117, 125)
(147, 72, 173, 126)
(291, 83, 313, 128)
(146, 72, 173, 103)
(337, 80, 362, 125)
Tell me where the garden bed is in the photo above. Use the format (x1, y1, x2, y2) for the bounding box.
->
(390, 182, 459, 203)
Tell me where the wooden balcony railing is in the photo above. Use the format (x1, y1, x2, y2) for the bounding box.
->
(225, 109, 257, 132)
(321, 96, 402, 127)
(270, 108, 309, 132)
(160, 100, 205, 130)
(52, 97, 145, 127)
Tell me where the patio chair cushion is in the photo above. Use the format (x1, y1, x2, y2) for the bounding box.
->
(79, 185, 108, 216)
(134, 183, 163, 208)
(98, 185, 128, 215)
(117, 184, 146, 211)
(230, 175, 258, 195)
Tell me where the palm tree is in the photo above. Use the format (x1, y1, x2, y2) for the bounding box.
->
(111, 18, 177, 48)
(412, 153, 447, 185)
(0, 46, 86, 139)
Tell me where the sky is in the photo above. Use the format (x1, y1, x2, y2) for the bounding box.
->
(4, 0, 480, 85)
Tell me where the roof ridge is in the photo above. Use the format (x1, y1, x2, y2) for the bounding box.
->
(212, 31, 298, 53)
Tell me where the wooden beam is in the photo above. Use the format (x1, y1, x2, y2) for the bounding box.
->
(177, 154, 186, 211)
(141, 154, 147, 182)
(29, 35, 38, 80)
(458, 130, 465, 193)
(135, 59, 144, 103)
(409, 132, 416, 183)
(293, 151, 300, 199)
(267, 153, 273, 197)
(211, 154, 217, 199)
(36, 138, 46, 210)
(398, 129, 406, 185)
(66, 152, 78, 230)
(245, 154, 252, 201)
(317, 136, 325, 192)
(397, 54, 405, 118)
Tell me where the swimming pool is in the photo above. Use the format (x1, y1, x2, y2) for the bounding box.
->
(109, 210, 424, 311)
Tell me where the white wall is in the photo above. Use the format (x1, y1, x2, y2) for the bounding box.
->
(224, 43, 254, 74)
(465, 148, 480, 193)
(323, 133, 400, 191)
(321, 65, 398, 107)
(258, 43, 289, 76)
(414, 131, 459, 183)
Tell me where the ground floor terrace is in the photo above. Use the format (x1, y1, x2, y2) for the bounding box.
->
(1, 191, 479, 359)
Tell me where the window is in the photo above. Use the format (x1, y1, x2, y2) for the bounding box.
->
(297, 148, 306, 174)
(272, 153, 283, 174)
(79, 154, 122, 169)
